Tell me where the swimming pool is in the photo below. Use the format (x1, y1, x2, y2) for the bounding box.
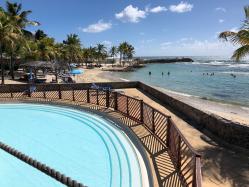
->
(0, 104, 150, 187)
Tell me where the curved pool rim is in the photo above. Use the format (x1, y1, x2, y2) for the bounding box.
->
(0, 102, 153, 187)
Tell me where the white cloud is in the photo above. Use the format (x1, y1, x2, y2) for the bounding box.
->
(169, 2, 193, 13)
(178, 37, 193, 42)
(159, 39, 236, 56)
(150, 6, 167, 13)
(219, 19, 224, 23)
(215, 7, 226, 12)
(160, 42, 172, 49)
(101, 40, 112, 47)
(141, 39, 155, 44)
(81, 20, 112, 33)
(230, 27, 239, 32)
(115, 5, 146, 23)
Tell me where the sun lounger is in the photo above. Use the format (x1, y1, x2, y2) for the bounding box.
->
(90, 83, 113, 91)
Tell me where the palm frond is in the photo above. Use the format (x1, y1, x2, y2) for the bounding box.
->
(244, 6, 249, 19)
(218, 31, 238, 41)
(232, 45, 249, 61)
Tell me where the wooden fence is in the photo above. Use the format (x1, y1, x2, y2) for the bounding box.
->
(0, 83, 202, 187)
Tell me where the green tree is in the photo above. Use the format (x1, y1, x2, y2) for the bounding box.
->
(118, 42, 135, 66)
(0, 7, 22, 84)
(63, 34, 82, 66)
(219, 6, 249, 61)
(118, 42, 126, 66)
(96, 43, 107, 65)
(5, 1, 38, 79)
(109, 46, 117, 66)
(34, 29, 47, 40)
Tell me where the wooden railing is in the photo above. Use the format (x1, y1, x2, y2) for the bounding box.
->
(0, 83, 202, 187)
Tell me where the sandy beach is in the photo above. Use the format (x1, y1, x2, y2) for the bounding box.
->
(78, 68, 249, 126)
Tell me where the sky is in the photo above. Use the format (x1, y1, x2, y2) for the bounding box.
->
(0, 0, 248, 57)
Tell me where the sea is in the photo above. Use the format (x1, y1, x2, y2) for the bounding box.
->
(111, 56, 249, 107)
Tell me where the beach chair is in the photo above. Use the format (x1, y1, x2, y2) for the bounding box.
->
(90, 83, 113, 91)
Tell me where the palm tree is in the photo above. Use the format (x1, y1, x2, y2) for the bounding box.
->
(63, 34, 82, 67)
(109, 46, 117, 66)
(0, 7, 22, 84)
(126, 44, 135, 64)
(5, 1, 38, 79)
(96, 44, 107, 65)
(118, 42, 135, 66)
(219, 6, 249, 61)
(37, 37, 57, 61)
(34, 29, 47, 40)
(118, 42, 127, 66)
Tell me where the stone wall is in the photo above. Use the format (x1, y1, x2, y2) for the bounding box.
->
(137, 82, 249, 150)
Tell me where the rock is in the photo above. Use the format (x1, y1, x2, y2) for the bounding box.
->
(143, 57, 194, 63)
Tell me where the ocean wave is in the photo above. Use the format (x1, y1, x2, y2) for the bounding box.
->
(220, 71, 249, 76)
(119, 78, 130, 82)
(228, 64, 249, 68)
(189, 61, 249, 68)
(156, 87, 194, 97)
(191, 61, 231, 66)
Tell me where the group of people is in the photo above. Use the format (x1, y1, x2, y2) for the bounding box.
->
(203, 72, 215, 76)
(148, 71, 238, 78)
(148, 71, 170, 76)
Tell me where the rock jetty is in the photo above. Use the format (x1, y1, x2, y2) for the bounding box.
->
(143, 57, 194, 63)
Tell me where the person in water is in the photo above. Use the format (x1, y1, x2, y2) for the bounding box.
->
(167, 71, 170, 76)
(162, 72, 164, 76)
(149, 71, 151, 75)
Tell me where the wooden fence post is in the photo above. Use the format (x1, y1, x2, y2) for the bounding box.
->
(9, 84, 13, 98)
(193, 155, 202, 187)
(126, 97, 129, 115)
(106, 90, 110, 108)
(96, 89, 99, 105)
(58, 84, 62, 99)
(177, 136, 182, 170)
(28, 84, 31, 97)
(72, 89, 75, 101)
(166, 117, 171, 147)
(87, 89, 90, 103)
(140, 100, 143, 123)
(114, 92, 118, 110)
(152, 109, 155, 133)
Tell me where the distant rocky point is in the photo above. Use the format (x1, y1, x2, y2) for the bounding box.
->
(142, 57, 194, 63)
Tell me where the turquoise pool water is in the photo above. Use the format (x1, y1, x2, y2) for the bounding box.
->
(0, 104, 148, 187)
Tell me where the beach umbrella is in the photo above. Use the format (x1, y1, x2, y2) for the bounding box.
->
(70, 69, 84, 75)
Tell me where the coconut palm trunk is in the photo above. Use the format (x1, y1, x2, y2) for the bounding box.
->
(10, 51, 15, 80)
(119, 52, 122, 65)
